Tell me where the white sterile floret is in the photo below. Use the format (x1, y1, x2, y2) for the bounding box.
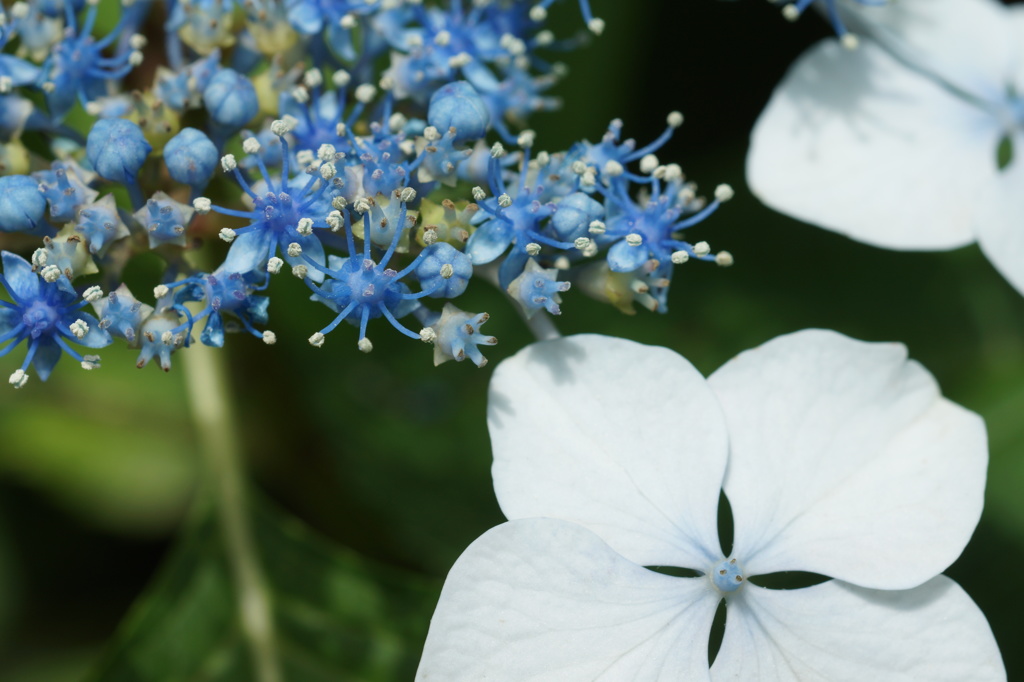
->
(588, 17, 605, 35)
(40, 265, 61, 282)
(358, 337, 373, 353)
(416, 332, 1004, 681)
(354, 83, 377, 103)
(219, 228, 236, 242)
(262, 330, 277, 345)
(242, 137, 261, 154)
(83, 285, 103, 302)
(267, 257, 284, 274)
(153, 284, 169, 299)
(31, 248, 47, 268)
(671, 250, 690, 264)
(472, 186, 487, 201)
(287, 242, 303, 257)
(419, 327, 437, 343)
(80, 355, 101, 370)
(715, 184, 735, 203)
(715, 251, 734, 267)
(497, 193, 513, 208)
(693, 241, 711, 256)
(625, 233, 643, 247)
(296, 218, 314, 236)
(639, 154, 659, 174)
(69, 319, 89, 339)
(193, 197, 212, 214)
(308, 332, 325, 348)
(588, 220, 606, 235)
(525, 242, 541, 256)
(9, 369, 27, 389)
(667, 111, 684, 128)
(220, 154, 237, 172)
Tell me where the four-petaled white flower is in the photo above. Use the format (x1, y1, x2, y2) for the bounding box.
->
(748, 0, 1024, 295)
(416, 331, 1004, 681)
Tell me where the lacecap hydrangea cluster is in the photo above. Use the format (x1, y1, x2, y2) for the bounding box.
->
(0, 0, 736, 388)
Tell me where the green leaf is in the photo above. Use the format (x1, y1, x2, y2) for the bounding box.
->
(86, 498, 439, 682)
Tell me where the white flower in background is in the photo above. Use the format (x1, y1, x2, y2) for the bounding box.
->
(416, 332, 1004, 681)
(748, 0, 1024, 294)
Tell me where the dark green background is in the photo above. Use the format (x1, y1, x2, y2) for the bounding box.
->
(1, 1, 1022, 679)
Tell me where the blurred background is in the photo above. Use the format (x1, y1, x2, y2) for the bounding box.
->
(1, 0, 1022, 679)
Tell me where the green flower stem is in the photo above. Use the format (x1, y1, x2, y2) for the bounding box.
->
(183, 342, 282, 682)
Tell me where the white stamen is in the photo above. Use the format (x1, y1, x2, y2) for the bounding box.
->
(262, 330, 277, 345)
(419, 327, 437, 343)
(267, 257, 284, 274)
(219, 228, 236, 242)
(242, 137, 261, 154)
(694, 241, 711, 257)
(671, 250, 690, 264)
(574, 237, 591, 250)
(625, 233, 644, 247)
(220, 154, 237, 172)
(153, 284, 170, 299)
(639, 154, 659, 174)
(440, 263, 454, 279)
(354, 83, 377, 103)
(589, 220, 606, 235)
(525, 242, 541, 256)
(41, 265, 61, 282)
(358, 337, 373, 353)
(667, 111, 684, 128)
(9, 369, 27, 389)
(83, 286, 103, 302)
(193, 197, 212, 214)
(81, 355, 101, 370)
(308, 332, 325, 347)
(292, 264, 308, 279)
(715, 184, 735, 203)
(472, 186, 487, 201)
(69, 319, 89, 339)
(287, 242, 303, 257)
(715, 251, 734, 267)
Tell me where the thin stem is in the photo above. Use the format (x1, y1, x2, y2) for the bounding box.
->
(182, 343, 282, 682)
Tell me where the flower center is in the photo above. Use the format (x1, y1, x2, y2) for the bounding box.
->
(22, 300, 59, 336)
(709, 557, 745, 594)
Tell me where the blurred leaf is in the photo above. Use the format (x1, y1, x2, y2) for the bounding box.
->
(86, 496, 439, 682)
(0, 344, 198, 536)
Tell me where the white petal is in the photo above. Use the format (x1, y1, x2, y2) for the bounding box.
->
(976, 144, 1024, 296)
(489, 334, 727, 569)
(711, 577, 1005, 681)
(416, 518, 720, 682)
(709, 329, 987, 589)
(840, 0, 1016, 103)
(748, 39, 1001, 250)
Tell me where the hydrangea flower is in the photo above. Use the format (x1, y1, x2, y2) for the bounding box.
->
(0, 250, 111, 387)
(748, 0, 1024, 295)
(417, 332, 1004, 680)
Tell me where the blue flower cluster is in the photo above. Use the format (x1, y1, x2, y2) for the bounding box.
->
(0, 0, 731, 386)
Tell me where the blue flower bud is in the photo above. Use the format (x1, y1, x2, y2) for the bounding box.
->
(86, 118, 152, 184)
(0, 175, 48, 234)
(203, 68, 259, 129)
(415, 242, 473, 298)
(428, 81, 490, 144)
(164, 127, 218, 191)
(551, 192, 605, 241)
